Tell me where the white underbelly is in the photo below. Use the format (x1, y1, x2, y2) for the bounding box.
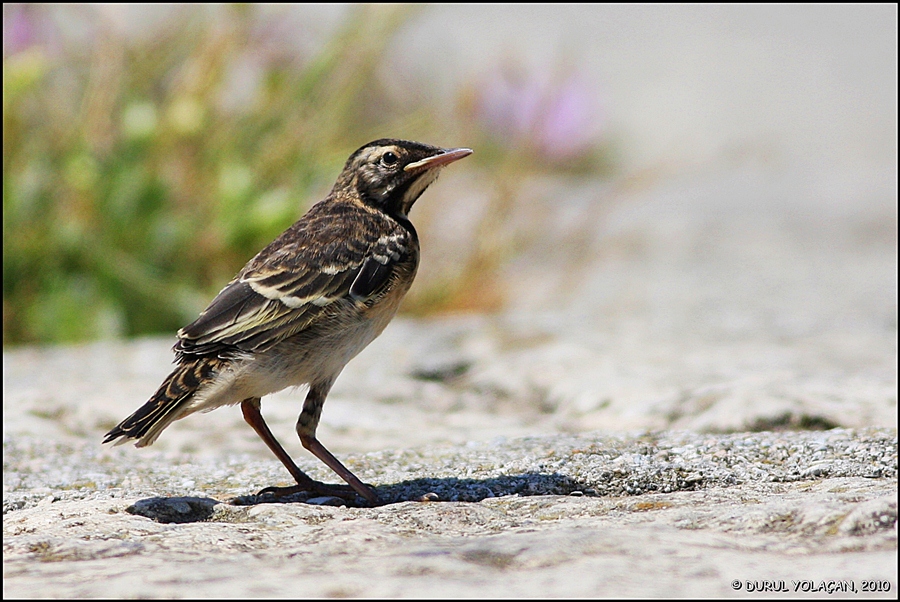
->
(186, 296, 402, 413)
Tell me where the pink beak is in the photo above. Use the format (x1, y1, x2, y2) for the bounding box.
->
(404, 147, 473, 172)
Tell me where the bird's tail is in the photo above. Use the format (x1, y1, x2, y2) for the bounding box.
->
(103, 357, 224, 448)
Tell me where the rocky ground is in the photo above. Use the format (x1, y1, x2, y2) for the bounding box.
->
(2, 429, 897, 598)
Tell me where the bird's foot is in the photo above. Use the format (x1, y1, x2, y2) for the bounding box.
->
(256, 480, 381, 506)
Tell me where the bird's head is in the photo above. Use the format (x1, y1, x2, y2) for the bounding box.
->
(335, 139, 472, 218)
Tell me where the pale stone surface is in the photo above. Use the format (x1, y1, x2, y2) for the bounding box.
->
(3, 431, 897, 598)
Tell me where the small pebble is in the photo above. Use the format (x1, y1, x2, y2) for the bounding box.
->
(306, 496, 346, 506)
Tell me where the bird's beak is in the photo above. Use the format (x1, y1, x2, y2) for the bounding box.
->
(405, 147, 473, 172)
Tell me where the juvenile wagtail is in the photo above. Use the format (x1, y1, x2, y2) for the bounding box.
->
(104, 139, 472, 506)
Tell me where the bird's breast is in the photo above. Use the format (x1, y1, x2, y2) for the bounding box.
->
(356, 253, 414, 330)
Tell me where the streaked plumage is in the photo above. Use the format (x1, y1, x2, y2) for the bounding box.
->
(104, 139, 472, 505)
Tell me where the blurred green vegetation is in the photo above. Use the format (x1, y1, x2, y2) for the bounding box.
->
(3, 4, 615, 346)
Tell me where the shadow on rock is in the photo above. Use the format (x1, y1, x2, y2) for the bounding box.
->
(129, 473, 594, 518)
(228, 472, 595, 508)
(378, 472, 595, 503)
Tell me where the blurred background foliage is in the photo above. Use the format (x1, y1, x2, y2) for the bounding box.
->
(3, 4, 615, 346)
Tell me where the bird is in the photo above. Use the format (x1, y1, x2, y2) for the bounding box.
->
(104, 139, 472, 506)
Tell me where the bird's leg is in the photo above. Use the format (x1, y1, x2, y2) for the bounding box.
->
(240, 397, 357, 501)
(299, 435, 380, 506)
(296, 383, 382, 506)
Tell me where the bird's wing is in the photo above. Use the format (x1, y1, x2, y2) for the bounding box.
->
(175, 204, 412, 358)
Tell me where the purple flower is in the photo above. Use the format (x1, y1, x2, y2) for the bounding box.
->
(3, 5, 38, 56)
(537, 77, 597, 158)
(3, 4, 59, 58)
(476, 67, 605, 161)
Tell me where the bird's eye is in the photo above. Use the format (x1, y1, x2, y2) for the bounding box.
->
(381, 152, 398, 166)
